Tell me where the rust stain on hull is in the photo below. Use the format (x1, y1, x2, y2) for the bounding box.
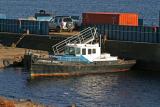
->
(31, 68, 130, 77)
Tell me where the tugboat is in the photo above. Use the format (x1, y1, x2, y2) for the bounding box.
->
(24, 27, 136, 77)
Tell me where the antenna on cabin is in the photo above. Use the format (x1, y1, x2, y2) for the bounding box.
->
(99, 34, 102, 49)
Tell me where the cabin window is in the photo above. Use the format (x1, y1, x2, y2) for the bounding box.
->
(88, 49, 91, 54)
(69, 47, 75, 55)
(75, 48, 80, 55)
(92, 49, 96, 54)
(82, 48, 86, 55)
(64, 47, 69, 55)
(64, 47, 76, 55)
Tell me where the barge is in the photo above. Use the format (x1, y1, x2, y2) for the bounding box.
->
(24, 27, 136, 77)
(1, 11, 160, 71)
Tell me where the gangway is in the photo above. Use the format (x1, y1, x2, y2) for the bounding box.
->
(11, 33, 27, 48)
(52, 27, 97, 55)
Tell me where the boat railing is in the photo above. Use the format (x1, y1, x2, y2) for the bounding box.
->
(52, 27, 97, 55)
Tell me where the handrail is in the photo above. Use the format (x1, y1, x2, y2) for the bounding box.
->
(52, 27, 92, 47)
(11, 33, 27, 47)
(52, 27, 97, 55)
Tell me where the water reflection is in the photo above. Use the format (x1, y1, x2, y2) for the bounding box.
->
(26, 73, 121, 106)
(1, 68, 160, 107)
(74, 74, 118, 101)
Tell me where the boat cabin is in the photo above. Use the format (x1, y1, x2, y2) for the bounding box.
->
(54, 43, 117, 63)
(64, 43, 101, 57)
(63, 42, 118, 62)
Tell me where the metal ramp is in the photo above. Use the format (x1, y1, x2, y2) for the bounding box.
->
(11, 33, 27, 47)
(52, 27, 97, 55)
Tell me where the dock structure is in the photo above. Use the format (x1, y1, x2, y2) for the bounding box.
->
(0, 17, 160, 71)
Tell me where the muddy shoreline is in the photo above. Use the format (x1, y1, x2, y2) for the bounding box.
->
(0, 96, 50, 107)
(0, 45, 49, 68)
(0, 45, 25, 68)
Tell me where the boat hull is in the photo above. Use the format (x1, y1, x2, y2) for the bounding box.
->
(30, 60, 136, 77)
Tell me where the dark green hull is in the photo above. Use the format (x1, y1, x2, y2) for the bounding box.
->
(30, 60, 136, 77)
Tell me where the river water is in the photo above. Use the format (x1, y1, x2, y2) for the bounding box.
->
(0, 0, 160, 107)
(0, 0, 160, 25)
(0, 68, 160, 107)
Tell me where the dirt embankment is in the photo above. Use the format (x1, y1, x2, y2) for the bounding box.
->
(0, 45, 25, 68)
(0, 97, 77, 107)
(49, 31, 79, 37)
(0, 45, 49, 68)
(0, 47, 25, 59)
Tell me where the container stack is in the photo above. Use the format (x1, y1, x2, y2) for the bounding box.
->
(82, 12, 139, 26)
(0, 19, 49, 35)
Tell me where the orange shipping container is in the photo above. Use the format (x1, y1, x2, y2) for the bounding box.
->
(82, 12, 139, 26)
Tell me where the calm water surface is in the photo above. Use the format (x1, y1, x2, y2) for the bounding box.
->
(0, 0, 160, 107)
(0, 68, 160, 107)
